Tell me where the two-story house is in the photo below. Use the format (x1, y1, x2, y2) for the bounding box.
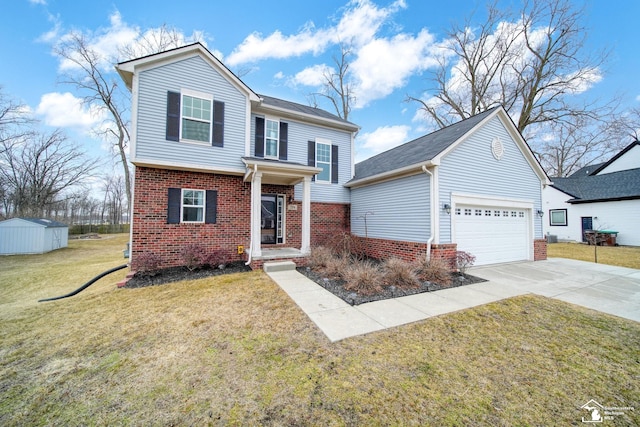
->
(116, 43, 359, 269)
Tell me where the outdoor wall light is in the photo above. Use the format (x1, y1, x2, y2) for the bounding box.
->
(443, 203, 451, 214)
(536, 209, 544, 217)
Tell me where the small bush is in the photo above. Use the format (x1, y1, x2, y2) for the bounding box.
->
(455, 251, 476, 275)
(343, 261, 383, 295)
(307, 246, 335, 270)
(325, 232, 367, 260)
(180, 243, 206, 271)
(202, 250, 226, 269)
(382, 257, 420, 289)
(321, 254, 350, 280)
(132, 251, 162, 276)
(416, 257, 452, 287)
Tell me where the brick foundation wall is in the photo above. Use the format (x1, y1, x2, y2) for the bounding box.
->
(310, 202, 350, 246)
(356, 236, 429, 263)
(534, 238, 547, 261)
(430, 243, 459, 269)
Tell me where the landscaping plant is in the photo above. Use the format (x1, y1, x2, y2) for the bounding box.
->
(455, 251, 476, 275)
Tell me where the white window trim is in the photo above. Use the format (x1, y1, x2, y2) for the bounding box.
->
(181, 188, 206, 223)
(264, 116, 280, 159)
(315, 137, 332, 183)
(180, 89, 213, 145)
(549, 209, 567, 226)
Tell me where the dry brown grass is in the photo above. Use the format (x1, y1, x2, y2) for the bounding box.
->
(1, 235, 639, 425)
(548, 242, 640, 269)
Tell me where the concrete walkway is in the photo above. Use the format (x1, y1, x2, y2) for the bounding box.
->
(265, 258, 640, 342)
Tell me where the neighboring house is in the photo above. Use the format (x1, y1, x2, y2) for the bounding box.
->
(116, 43, 359, 269)
(347, 106, 550, 266)
(0, 218, 68, 255)
(542, 141, 640, 246)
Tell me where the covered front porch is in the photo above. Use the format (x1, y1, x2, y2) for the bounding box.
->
(242, 157, 320, 266)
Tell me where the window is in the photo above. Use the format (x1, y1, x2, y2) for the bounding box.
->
(181, 95, 211, 142)
(167, 188, 217, 224)
(182, 189, 204, 222)
(518, 212, 525, 218)
(316, 142, 331, 182)
(484, 210, 491, 216)
(166, 91, 224, 146)
(464, 208, 472, 216)
(265, 119, 279, 158)
(308, 138, 338, 183)
(549, 209, 567, 226)
(475, 209, 482, 216)
(455, 208, 461, 215)
(494, 210, 500, 217)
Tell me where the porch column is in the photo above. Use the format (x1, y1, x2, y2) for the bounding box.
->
(301, 176, 311, 254)
(251, 171, 263, 258)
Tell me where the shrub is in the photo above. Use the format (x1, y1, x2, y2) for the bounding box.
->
(343, 261, 383, 296)
(455, 251, 476, 275)
(180, 243, 207, 271)
(416, 257, 452, 287)
(325, 232, 366, 260)
(321, 254, 350, 280)
(132, 251, 162, 276)
(202, 250, 226, 269)
(307, 246, 335, 270)
(382, 257, 420, 289)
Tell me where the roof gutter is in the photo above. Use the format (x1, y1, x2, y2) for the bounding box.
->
(346, 160, 438, 189)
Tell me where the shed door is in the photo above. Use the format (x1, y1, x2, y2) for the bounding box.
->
(453, 205, 529, 265)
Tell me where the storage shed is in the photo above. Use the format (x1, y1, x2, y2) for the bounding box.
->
(0, 218, 69, 255)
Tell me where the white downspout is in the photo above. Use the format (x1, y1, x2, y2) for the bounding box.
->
(245, 164, 258, 266)
(422, 165, 435, 261)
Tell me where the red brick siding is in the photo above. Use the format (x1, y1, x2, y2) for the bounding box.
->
(534, 238, 547, 261)
(430, 243, 459, 269)
(132, 167, 350, 269)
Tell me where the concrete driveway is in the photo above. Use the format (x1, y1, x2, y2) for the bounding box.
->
(472, 258, 640, 323)
(267, 258, 640, 342)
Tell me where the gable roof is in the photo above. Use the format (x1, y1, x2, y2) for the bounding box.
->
(569, 162, 607, 178)
(590, 140, 640, 175)
(551, 168, 640, 203)
(0, 218, 68, 228)
(346, 106, 548, 187)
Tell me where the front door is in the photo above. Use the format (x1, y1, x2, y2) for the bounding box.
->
(261, 194, 284, 244)
(581, 217, 593, 242)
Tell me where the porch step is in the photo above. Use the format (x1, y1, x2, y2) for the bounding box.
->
(263, 261, 297, 273)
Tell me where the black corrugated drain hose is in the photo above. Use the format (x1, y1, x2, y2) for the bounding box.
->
(38, 264, 129, 302)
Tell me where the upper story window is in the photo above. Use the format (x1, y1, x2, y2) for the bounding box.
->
(166, 90, 224, 147)
(265, 119, 279, 158)
(254, 116, 288, 160)
(181, 94, 212, 143)
(316, 141, 331, 182)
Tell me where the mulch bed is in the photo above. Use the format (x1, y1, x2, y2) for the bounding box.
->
(124, 261, 252, 288)
(297, 266, 486, 306)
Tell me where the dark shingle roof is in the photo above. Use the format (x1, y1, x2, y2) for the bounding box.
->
(352, 107, 499, 181)
(569, 162, 606, 178)
(259, 94, 357, 128)
(551, 168, 640, 203)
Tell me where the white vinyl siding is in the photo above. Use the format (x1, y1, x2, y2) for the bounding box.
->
(351, 173, 431, 242)
(135, 56, 247, 170)
(439, 115, 543, 243)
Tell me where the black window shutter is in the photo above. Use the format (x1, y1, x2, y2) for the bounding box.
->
(279, 122, 288, 160)
(255, 117, 265, 157)
(331, 145, 339, 184)
(205, 190, 217, 224)
(166, 92, 181, 141)
(167, 188, 181, 224)
(212, 101, 224, 147)
(307, 140, 316, 182)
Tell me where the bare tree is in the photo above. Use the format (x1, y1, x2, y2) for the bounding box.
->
(54, 33, 132, 212)
(409, 0, 618, 175)
(309, 42, 356, 121)
(0, 88, 34, 153)
(0, 130, 98, 217)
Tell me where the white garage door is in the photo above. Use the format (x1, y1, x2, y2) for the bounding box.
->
(454, 204, 530, 265)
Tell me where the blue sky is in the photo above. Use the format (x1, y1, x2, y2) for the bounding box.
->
(2, 0, 639, 171)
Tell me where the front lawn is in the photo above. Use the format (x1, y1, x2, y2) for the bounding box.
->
(1, 235, 638, 425)
(548, 242, 640, 269)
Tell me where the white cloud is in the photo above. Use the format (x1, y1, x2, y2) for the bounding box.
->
(636, 94, 640, 102)
(293, 64, 331, 86)
(37, 13, 61, 43)
(356, 124, 410, 161)
(36, 92, 105, 129)
(29, 0, 47, 4)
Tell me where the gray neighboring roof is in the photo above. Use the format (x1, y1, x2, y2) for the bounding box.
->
(258, 94, 357, 128)
(551, 168, 640, 203)
(590, 140, 640, 175)
(569, 162, 606, 178)
(352, 107, 500, 181)
(0, 218, 68, 227)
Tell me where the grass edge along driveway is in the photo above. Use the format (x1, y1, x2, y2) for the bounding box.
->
(1, 235, 638, 425)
